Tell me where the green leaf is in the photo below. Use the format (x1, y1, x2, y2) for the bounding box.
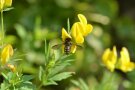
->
(19, 81, 36, 90)
(39, 66, 43, 81)
(3, 7, 14, 11)
(22, 75, 34, 82)
(1, 72, 8, 80)
(50, 72, 74, 81)
(48, 54, 74, 77)
(49, 64, 67, 77)
(44, 39, 50, 65)
(71, 78, 89, 90)
(48, 58, 73, 77)
(78, 78, 89, 90)
(43, 80, 58, 86)
(71, 80, 80, 87)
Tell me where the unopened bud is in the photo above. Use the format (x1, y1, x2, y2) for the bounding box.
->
(7, 64, 16, 72)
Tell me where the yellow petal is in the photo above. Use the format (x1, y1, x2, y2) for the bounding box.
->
(0, 0, 12, 10)
(1, 44, 13, 64)
(85, 24, 93, 36)
(78, 14, 87, 25)
(102, 46, 117, 72)
(126, 62, 135, 71)
(76, 22, 86, 36)
(62, 28, 71, 41)
(71, 23, 77, 39)
(120, 47, 130, 63)
(106, 61, 116, 72)
(76, 33, 84, 44)
(102, 48, 111, 63)
(71, 44, 77, 53)
(79, 24, 93, 36)
(72, 22, 93, 37)
(4, 0, 12, 7)
(112, 46, 117, 62)
(120, 62, 135, 72)
(102, 46, 117, 64)
(71, 23, 84, 44)
(0, 0, 5, 10)
(118, 47, 135, 72)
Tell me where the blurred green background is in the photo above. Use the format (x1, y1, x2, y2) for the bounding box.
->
(3, 0, 135, 90)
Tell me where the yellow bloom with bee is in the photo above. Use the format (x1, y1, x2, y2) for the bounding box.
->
(117, 47, 135, 72)
(62, 14, 93, 54)
(53, 14, 93, 54)
(1, 44, 13, 64)
(102, 46, 117, 72)
(0, 0, 12, 11)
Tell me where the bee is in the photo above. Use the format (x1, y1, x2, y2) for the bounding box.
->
(52, 38, 82, 55)
(63, 38, 72, 54)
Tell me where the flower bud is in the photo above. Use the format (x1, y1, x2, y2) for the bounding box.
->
(7, 64, 16, 72)
(1, 44, 13, 64)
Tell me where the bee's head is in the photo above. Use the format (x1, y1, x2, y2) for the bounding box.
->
(65, 38, 71, 42)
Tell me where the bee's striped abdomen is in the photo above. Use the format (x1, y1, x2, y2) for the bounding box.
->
(64, 38, 72, 54)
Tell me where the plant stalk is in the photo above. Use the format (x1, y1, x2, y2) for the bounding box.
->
(1, 10, 4, 47)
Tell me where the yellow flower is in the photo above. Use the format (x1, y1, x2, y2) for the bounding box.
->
(0, 0, 12, 11)
(71, 14, 93, 44)
(102, 46, 135, 72)
(102, 46, 117, 72)
(1, 44, 13, 64)
(117, 47, 135, 72)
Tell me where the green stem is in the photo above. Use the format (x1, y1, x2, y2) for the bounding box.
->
(1, 10, 4, 47)
(67, 18, 70, 33)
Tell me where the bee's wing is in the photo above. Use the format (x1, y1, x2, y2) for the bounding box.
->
(72, 43, 83, 49)
(76, 44, 83, 49)
(52, 44, 63, 50)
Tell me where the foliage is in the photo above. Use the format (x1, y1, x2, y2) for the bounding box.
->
(38, 40, 74, 87)
(1, 0, 135, 90)
(1, 72, 35, 90)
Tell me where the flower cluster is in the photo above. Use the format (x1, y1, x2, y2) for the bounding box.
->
(102, 46, 135, 72)
(61, 14, 93, 54)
